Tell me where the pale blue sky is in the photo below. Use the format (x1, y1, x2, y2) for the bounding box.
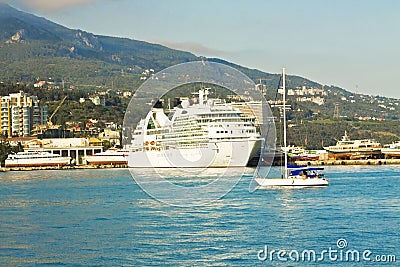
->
(7, 0, 400, 98)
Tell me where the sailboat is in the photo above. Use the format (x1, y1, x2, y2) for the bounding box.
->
(254, 68, 329, 187)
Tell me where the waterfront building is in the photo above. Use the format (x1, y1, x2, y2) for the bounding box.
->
(24, 138, 103, 165)
(98, 128, 121, 146)
(1, 91, 47, 137)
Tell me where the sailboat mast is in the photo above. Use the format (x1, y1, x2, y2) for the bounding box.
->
(282, 68, 288, 178)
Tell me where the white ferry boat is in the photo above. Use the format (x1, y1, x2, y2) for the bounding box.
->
(84, 148, 128, 165)
(323, 131, 381, 160)
(381, 141, 400, 158)
(5, 151, 71, 167)
(126, 88, 262, 168)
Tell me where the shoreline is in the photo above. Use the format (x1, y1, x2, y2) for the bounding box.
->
(2, 159, 400, 172)
(0, 164, 128, 172)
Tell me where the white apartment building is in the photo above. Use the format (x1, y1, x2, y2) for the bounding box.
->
(1, 91, 47, 137)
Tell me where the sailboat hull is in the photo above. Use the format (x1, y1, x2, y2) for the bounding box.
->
(255, 177, 329, 187)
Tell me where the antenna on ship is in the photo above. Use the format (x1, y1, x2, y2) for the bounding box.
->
(258, 78, 268, 97)
(199, 87, 204, 106)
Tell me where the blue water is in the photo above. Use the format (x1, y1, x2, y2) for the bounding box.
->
(0, 166, 399, 266)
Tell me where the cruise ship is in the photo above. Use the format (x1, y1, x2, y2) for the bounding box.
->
(126, 88, 262, 168)
(323, 131, 382, 160)
(5, 151, 71, 167)
(84, 148, 128, 165)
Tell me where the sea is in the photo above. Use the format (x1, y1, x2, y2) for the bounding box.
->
(0, 166, 399, 266)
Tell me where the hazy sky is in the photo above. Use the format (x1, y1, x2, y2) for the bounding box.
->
(6, 0, 400, 98)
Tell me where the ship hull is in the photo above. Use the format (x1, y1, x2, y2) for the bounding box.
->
(84, 155, 128, 165)
(85, 160, 128, 165)
(290, 155, 320, 161)
(128, 139, 260, 168)
(255, 177, 329, 187)
(5, 158, 70, 168)
(382, 149, 400, 158)
(326, 149, 381, 160)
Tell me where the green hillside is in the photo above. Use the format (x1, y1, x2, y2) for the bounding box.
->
(0, 3, 349, 93)
(1, 3, 400, 148)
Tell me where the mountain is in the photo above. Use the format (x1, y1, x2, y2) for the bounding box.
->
(0, 4, 399, 119)
(0, 4, 363, 93)
(1, 4, 400, 148)
(0, 3, 198, 86)
(0, 3, 331, 90)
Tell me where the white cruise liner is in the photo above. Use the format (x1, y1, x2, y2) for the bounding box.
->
(5, 151, 71, 167)
(84, 148, 128, 165)
(127, 88, 262, 168)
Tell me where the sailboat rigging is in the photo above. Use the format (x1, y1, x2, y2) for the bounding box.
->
(254, 68, 329, 187)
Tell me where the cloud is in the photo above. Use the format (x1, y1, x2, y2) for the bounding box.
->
(5, 0, 97, 12)
(151, 40, 223, 57)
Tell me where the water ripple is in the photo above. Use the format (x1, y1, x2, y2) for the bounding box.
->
(0, 167, 399, 266)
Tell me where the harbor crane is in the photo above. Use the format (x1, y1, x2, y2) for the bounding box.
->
(47, 96, 67, 126)
(32, 96, 67, 135)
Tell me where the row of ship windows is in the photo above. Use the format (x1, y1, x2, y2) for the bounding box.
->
(215, 130, 255, 134)
(140, 143, 209, 151)
(161, 137, 208, 142)
(198, 113, 240, 118)
(333, 145, 377, 149)
(134, 128, 204, 135)
(173, 121, 197, 126)
(160, 136, 206, 141)
(9, 156, 60, 160)
(197, 118, 253, 123)
(208, 123, 252, 128)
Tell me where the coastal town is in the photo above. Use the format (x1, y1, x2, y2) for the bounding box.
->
(1, 85, 400, 171)
(1, 3, 399, 266)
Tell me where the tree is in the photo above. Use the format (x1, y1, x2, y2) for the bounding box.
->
(0, 137, 23, 166)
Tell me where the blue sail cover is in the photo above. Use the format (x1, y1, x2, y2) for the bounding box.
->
(289, 166, 324, 176)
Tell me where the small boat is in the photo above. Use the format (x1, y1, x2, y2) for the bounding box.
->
(286, 146, 323, 161)
(254, 68, 329, 187)
(5, 151, 71, 167)
(84, 148, 128, 165)
(381, 141, 400, 158)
